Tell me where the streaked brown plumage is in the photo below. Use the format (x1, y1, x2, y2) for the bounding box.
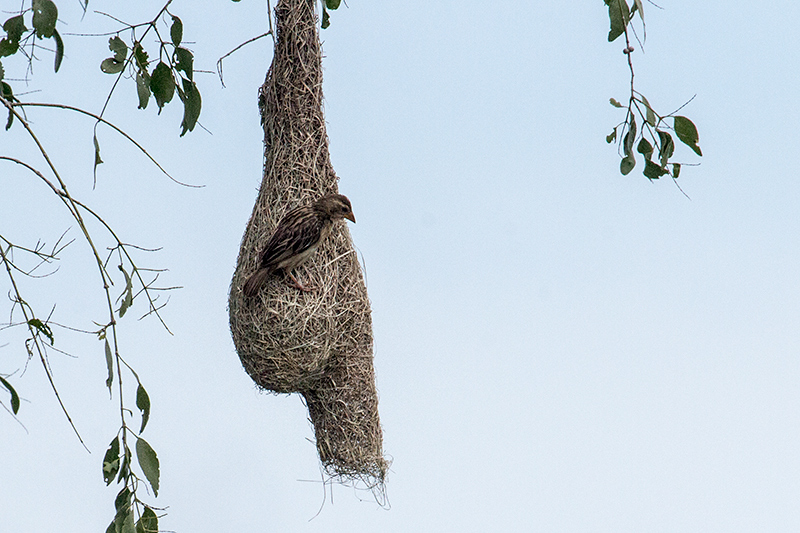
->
(242, 194, 356, 296)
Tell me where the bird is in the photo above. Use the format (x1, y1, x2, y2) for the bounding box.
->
(242, 194, 356, 296)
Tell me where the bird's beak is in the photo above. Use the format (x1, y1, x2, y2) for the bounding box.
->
(345, 212, 356, 223)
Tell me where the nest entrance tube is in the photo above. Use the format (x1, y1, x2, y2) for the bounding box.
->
(228, 0, 388, 490)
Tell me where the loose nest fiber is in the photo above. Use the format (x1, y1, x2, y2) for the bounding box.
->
(228, 0, 388, 487)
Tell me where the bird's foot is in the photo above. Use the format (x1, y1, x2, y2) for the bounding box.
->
(288, 272, 315, 292)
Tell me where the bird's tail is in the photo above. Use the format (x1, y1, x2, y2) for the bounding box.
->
(242, 268, 271, 297)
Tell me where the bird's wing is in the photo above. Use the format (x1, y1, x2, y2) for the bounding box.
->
(259, 207, 324, 270)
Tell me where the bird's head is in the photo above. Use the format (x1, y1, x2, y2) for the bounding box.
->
(315, 194, 356, 223)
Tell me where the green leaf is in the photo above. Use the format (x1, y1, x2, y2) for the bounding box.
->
(646, 107, 656, 128)
(0, 38, 14, 57)
(117, 447, 130, 482)
(32, 0, 58, 39)
(633, 0, 645, 21)
(100, 57, 125, 74)
(114, 486, 131, 512)
(0, 376, 20, 414)
(0, 39, 15, 57)
(136, 438, 160, 497)
(133, 42, 149, 71)
(3, 15, 26, 42)
(673, 116, 698, 142)
(101, 37, 127, 77)
(623, 115, 636, 156)
(136, 71, 151, 109)
(620, 154, 636, 175)
(173, 47, 193, 81)
(674, 115, 702, 156)
(118, 264, 133, 317)
(0, 60, 4, 81)
(120, 290, 133, 317)
(636, 137, 653, 160)
(326, 0, 341, 8)
(136, 506, 159, 533)
(671, 163, 681, 178)
(119, 288, 132, 317)
(609, 97, 624, 108)
(606, 128, 617, 144)
(102, 436, 120, 485)
(639, 94, 656, 127)
(114, 487, 135, 533)
(109, 35, 127, 62)
(27, 318, 54, 344)
(321, 7, 330, 29)
(3, 82, 13, 129)
(105, 519, 116, 533)
(118, 510, 135, 533)
(104, 338, 114, 390)
(93, 132, 103, 171)
(657, 130, 674, 167)
(119, 263, 132, 289)
(136, 383, 151, 433)
(0, 15, 26, 57)
(606, 0, 630, 42)
(150, 61, 175, 112)
(53, 28, 63, 72)
(0, 38, 17, 57)
(170, 16, 183, 47)
(179, 78, 201, 136)
(93, 132, 103, 184)
(643, 160, 668, 180)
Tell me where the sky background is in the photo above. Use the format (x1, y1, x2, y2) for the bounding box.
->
(2, 0, 800, 531)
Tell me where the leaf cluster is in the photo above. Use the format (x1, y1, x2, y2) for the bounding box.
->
(603, 0, 702, 182)
(101, 419, 160, 533)
(1, 3, 184, 521)
(1, 189, 171, 527)
(99, 13, 201, 136)
(1, 2, 203, 137)
(0, 0, 63, 128)
(607, 96, 701, 180)
(0, 0, 62, 68)
(100, 299, 161, 533)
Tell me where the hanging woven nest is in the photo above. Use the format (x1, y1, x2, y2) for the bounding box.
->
(228, 0, 388, 488)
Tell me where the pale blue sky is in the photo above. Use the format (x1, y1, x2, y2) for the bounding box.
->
(2, 1, 800, 531)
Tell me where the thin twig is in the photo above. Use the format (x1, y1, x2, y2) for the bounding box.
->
(666, 94, 697, 117)
(11, 102, 202, 188)
(217, 32, 273, 88)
